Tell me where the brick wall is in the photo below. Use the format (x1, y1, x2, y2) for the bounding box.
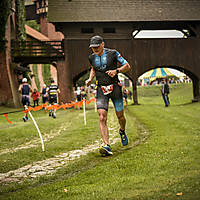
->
(0, 51, 13, 105)
(40, 16, 63, 40)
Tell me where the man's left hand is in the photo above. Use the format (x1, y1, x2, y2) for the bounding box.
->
(106, 70, 117, 78)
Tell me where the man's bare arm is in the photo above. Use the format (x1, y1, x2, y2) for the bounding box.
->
(106, 63, 131, 78)
(18, 84, 22, 92)
(85, 67, 95, 86)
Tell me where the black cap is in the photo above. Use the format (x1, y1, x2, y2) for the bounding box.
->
(89, 35, 103, 48)
(51, 79, 55, 83)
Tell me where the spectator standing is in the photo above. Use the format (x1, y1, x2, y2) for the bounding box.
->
(41, 84, 48, 104)
(128, 90, 132, 100)
(31, 88, 40, 107)
(76, 87, 82, 102)
(161, 79, 170, 107)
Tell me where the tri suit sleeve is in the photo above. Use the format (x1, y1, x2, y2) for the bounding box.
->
(115, 51, 128, 66)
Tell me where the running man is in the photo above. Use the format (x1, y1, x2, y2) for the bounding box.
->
(85, 35, 131, 156)
(47, 80, 60, 118)
(18, 77, 33, 122)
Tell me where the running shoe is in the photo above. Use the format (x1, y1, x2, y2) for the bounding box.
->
(119, 129, 128, 146)
(23, 116, 27, 122)
(99, 144, 113, 156)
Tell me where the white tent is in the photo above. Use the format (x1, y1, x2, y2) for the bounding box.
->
(167, 69, 186, 78)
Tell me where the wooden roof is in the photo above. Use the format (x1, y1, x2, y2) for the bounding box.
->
(48, 0, 200, 22)
(25, 25, 50, 41)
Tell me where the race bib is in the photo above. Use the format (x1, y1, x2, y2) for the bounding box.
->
(101, 84, 114, 95)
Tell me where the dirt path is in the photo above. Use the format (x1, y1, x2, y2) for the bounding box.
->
(0, 113, 119, 183)
(0, 123, 71, 156)
(0, 110, 149, 184)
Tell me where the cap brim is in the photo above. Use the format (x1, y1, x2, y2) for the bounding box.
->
(89, 44, 101, 48)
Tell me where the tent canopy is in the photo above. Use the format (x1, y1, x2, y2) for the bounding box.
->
(139, 68, 175, 79)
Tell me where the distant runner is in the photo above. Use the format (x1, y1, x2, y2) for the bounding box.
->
(47, 80, 60, 118)
(18, 78, 33, 122)
(85, 35, 131, 156)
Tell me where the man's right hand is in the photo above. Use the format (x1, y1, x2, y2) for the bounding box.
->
(85, 79, 91, 87)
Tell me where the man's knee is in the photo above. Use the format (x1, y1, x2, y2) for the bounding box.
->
(98, 112, 107, 123)
(100, 114, 107, 122)
(116, 111, 125, 121)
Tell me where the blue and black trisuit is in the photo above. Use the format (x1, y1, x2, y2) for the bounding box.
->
(89, 48, 128, 112)
(22, 84, 30, 106)
(48, 85, 59, 104)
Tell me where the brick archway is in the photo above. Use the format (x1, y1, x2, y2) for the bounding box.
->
(59, 38, 200, 104)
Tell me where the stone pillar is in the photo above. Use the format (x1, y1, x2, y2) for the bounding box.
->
(132, 79, 138, 105)
(192, 78, 200, 102)
(0, 13, 21, 107)
(57, 39, 73, 103)
(0, 51, 13, 105)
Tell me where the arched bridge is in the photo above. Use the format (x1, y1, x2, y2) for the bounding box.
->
(59, 37, 200, 104)
(48, 0, 200, 104)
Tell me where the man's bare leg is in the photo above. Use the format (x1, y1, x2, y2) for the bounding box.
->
(116, 109, 128, 146)
(116, 110, 126, 131)
(98, 109, 109, 145)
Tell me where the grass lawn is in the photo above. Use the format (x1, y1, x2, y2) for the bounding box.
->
(0, 83, 199, 200)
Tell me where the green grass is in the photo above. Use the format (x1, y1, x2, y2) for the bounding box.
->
(0, 83, 200, 200)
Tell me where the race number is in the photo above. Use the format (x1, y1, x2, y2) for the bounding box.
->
(101, 84, 114, 95)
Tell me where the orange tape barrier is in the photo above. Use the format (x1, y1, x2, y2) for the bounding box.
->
(1, 98, 96, 124)
(3, 114, 13, 124)
(23, 98, 96, 113)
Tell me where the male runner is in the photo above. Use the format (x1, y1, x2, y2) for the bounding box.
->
(18, 78, 33, 122)
(85, 35, 131, 155)
(47, 80, 60, 118)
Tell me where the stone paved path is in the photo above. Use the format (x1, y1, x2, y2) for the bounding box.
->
(0, 123, 69, 156)
(0, 113, 120, 183)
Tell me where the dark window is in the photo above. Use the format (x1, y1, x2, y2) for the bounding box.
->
(103, 28, 116, 33)
(81, 28, 94, 33)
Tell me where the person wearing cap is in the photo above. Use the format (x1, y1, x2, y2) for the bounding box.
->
(18, 77, 33, 122)
(85, 35, 131, 156)
(47, 79, 60, 118)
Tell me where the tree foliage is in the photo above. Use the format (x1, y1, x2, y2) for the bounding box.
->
(15, 0, 26, 41)
(0, 0, 11, 52)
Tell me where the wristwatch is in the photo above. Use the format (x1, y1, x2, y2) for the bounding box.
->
(116, 69, 119, 74)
